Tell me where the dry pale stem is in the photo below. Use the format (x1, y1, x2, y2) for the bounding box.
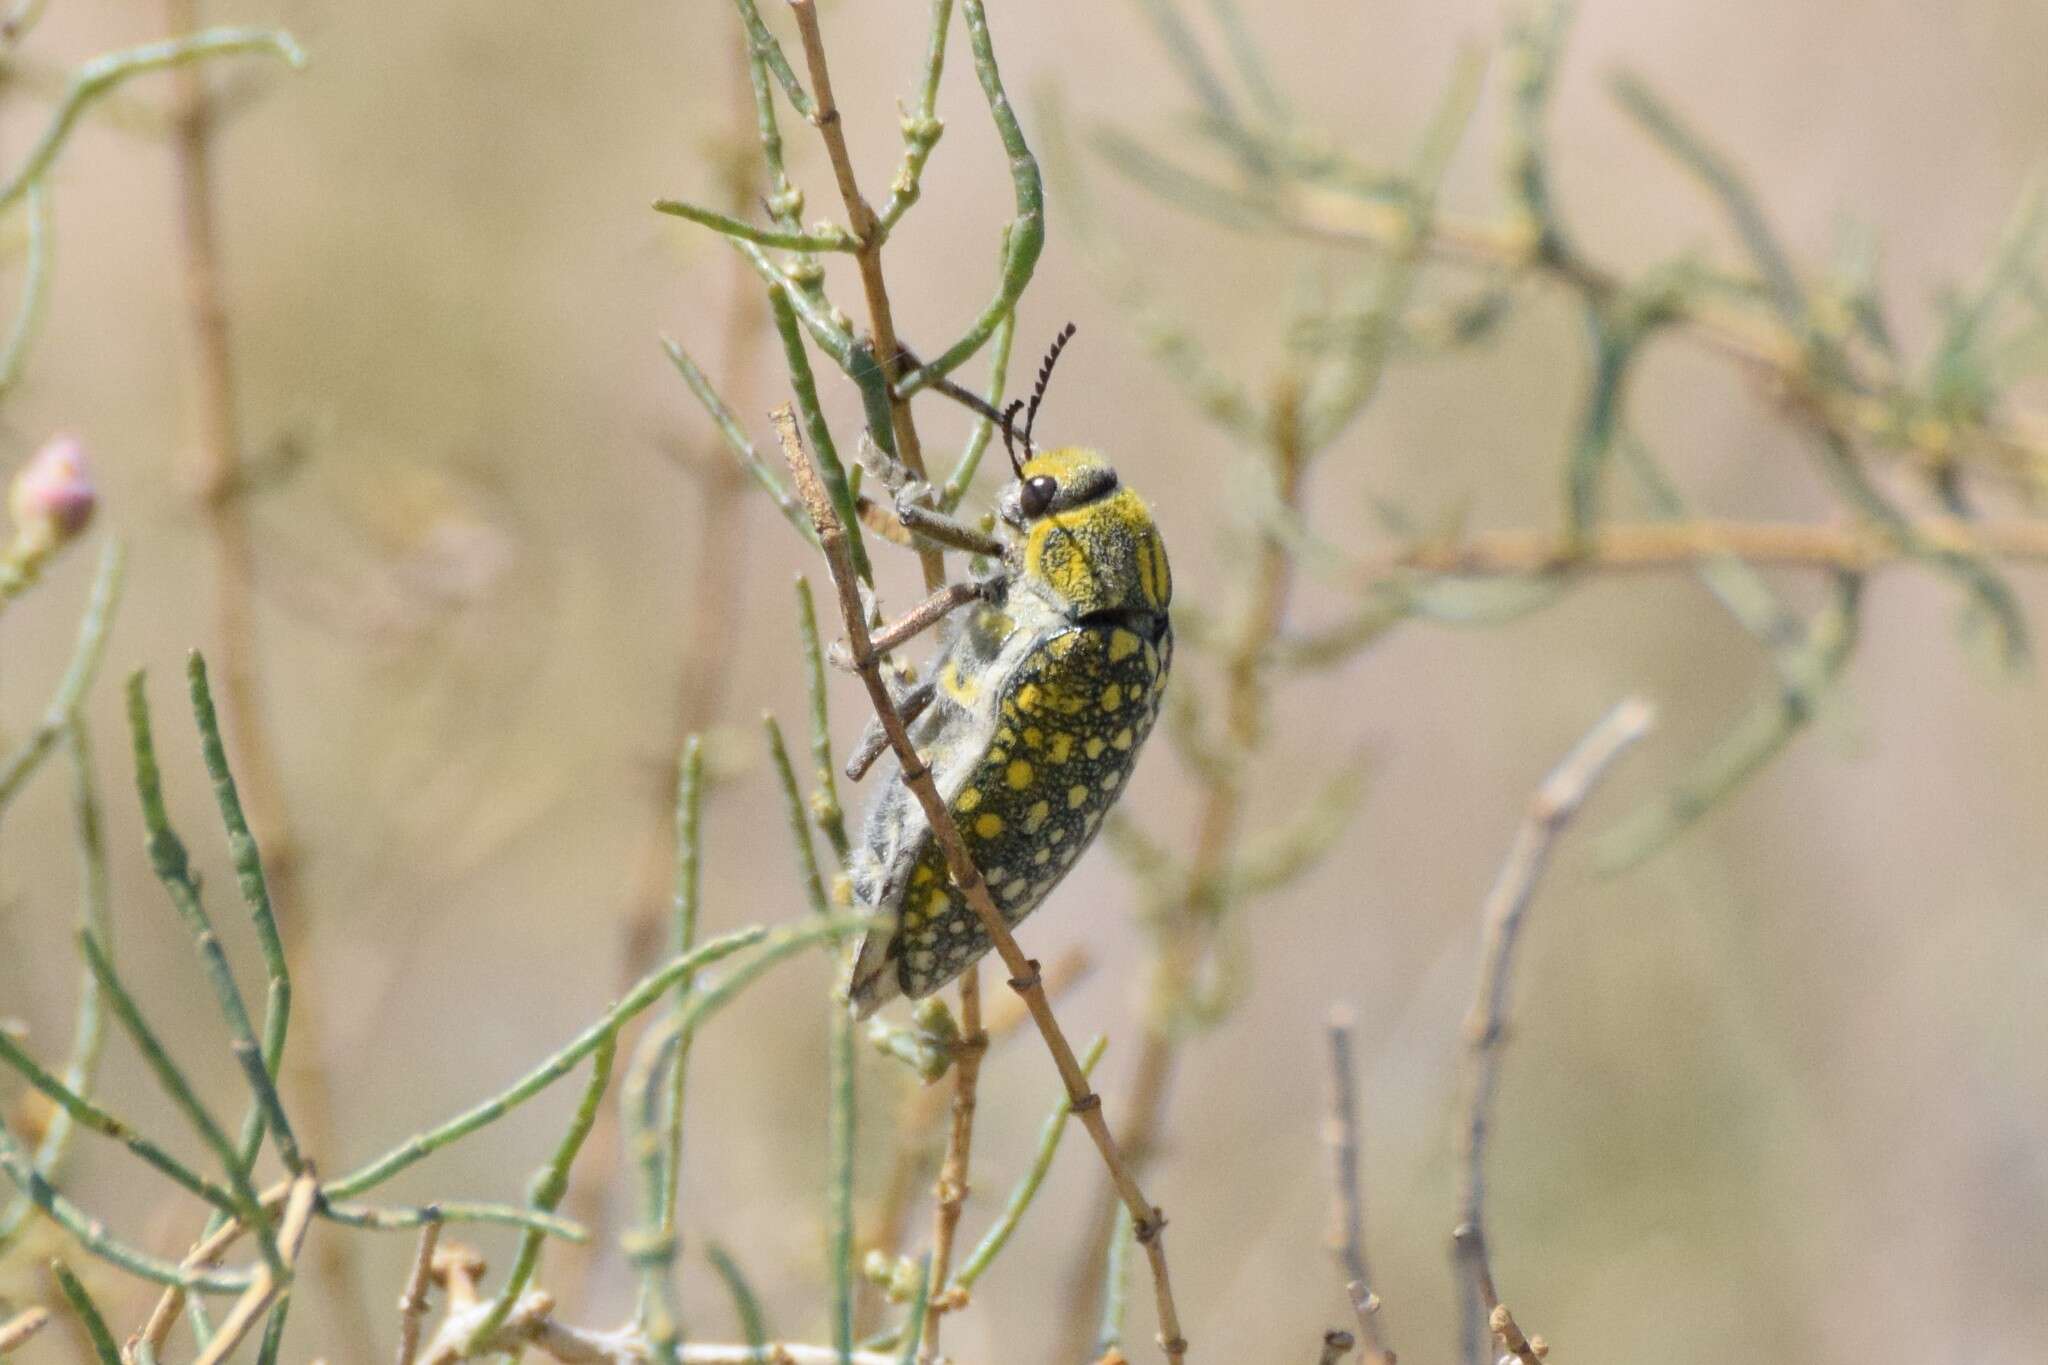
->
(1368, 516, 2048, 583)
(162, 0, 367, 1336)
(0, 1307, 49, 1352)
(1323, 1011, 1393, 1365)
(776, 405, 1190, 1362)
(393, 1219, 443, 1365)
(1455, 698, 1654, 1365)
(191, 1169, 319, 1365)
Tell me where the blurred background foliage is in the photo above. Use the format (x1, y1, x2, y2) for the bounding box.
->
(4, 0, 2048, 1362)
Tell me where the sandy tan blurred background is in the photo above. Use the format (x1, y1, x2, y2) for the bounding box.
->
(4, 0, 2048, 1360)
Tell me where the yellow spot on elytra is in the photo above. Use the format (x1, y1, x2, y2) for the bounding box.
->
(1101, 683, 1123, 711)
(1112, 727, 1134, 751)
(957, 787, 982, 813)
(1050, 633, 1079, 658)
(1049, 733, 1075, 764)
(913, 865, 936, 886)
(1024, 726, 1043, 748)
(925, 888, 950, 917)
(997, 727, 1015, 744)
(1068, 784, 1089, 809)
(1033, 847, 1052, 865)
(975, 812, 1005, 838)
(1017, 683, 1042, 713)
(1109, 629, 1141, 662)
(1085, 737, 1106, 760)
(1007, 759, 1035, 790)
(940, 660, 980, 704)
(1101, 770, 1120, 790)
(1024, 800, 1051, 833)
(1000, 878, 1028, 901)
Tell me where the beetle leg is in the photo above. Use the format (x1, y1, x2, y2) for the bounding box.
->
(844, 679, 938, 781)
(895, 499, 1007, 558)
(829, 579, 989, 672)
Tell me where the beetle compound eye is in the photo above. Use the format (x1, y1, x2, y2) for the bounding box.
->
(1020, 475, 1057, 518)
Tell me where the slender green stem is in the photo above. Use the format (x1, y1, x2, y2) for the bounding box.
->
(0, 28, 306, 215)
(707, 1243, 773, 1361)
(78, 930, 284, 1280)
(876, 0, 955, 232)
(729, 237, 857, 362)
(0, 540, 124, 813)
(795, 579, 850, 860)
(326, 923, 798, 1198)
(319, 1200, 587, 1241)
(628, 734, 708, 1351)
(769, 288, 871, 581)
(0, 1125, 253, 1293)
(655, 199, 858, 252)
(939, 232, 1017, 511)
(49, 1259, 121, 1365)
(897, 0, 1042, 392)
(0, 717, 110, 1251)
(663, 735, 707, 1221)
(464, 1035, 617, 1350)
(729, 0, 815, 120)
(625, 911, 864, 1354)
(1594, 574, 1863, 870)
(766, 715, 831, 914)
(828, 949, 856, 1365)
(0, 1030, 238, 1213)
(1609, 71, 1802, 319)
(125, 672, 302, 1175)
(890, 1255, 931, 1365)
(0, 180, 52, 398)
(254, 1294, 290, 1365)
(1202, 0, 1287, 120)
(662, 337, 818, 546)
(951, 1035, 1107, 1290)
(185, 650, 305, 1243)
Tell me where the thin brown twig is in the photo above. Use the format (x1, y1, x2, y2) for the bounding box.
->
(786, 0, 946, 591)
(919, 962, 984, 1363)
(394, 1218, 444, 1365)
(1454, 698, 1655, 1365)
(777, 404, 1191, 1362)
(1323, 1009, 1393, 1365)
(1360, 515, 2048, 584)
(777, 14, 992, 1354)
(161, 0, 368, 1338)
(0, 1307, 50, 1352)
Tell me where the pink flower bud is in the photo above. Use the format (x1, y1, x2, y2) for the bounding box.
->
(8, 434, 94, 544)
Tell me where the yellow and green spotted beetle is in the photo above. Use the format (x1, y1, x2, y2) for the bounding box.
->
(846, 327, 1173, 1018)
